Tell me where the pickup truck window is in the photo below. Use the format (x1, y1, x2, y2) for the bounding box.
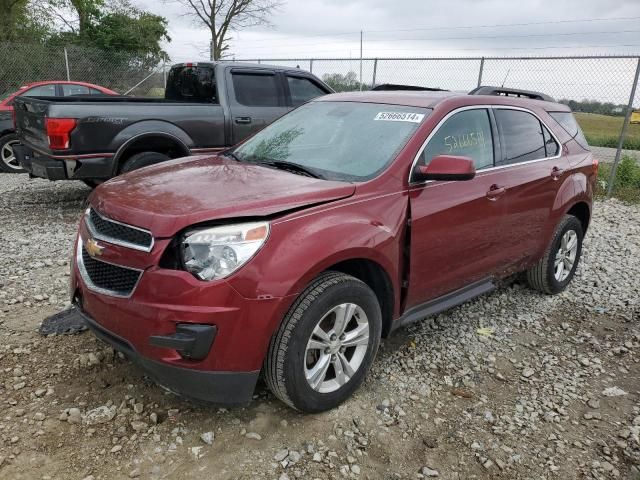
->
(233, 101, 430, 181)
(232, 73, 280, 107)
(287, 76, 328, 107)
(420, 109, 494, 170)
(165, 65, 217, 103)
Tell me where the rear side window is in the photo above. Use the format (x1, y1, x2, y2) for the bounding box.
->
(22, 84, 56, 97)
(287, 76, 327, 107)
(165, 66, 217, 103)
(232, 73, 280, 107)
(495, 109, 546, 165)
(421, 109, 494, 170)
(550, 112, 589, 150)
(542, 124, 560, 157)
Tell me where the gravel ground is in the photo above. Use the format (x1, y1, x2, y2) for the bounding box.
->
(0, 173, 639, 480)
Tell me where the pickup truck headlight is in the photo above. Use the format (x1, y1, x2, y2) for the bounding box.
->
(181, 222, 270, 281)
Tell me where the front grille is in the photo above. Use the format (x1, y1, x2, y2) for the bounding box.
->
(87, 208, 153, 251)
(80, 246, 142, 297)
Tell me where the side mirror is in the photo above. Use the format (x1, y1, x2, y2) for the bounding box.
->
(414, 155, 476, 182)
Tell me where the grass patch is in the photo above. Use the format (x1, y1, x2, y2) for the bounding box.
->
(574, 112, 640, 150)
(596, 156, 640, 203)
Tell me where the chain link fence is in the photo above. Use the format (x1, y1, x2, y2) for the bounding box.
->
(2, 44, 639, 192)
(243, 55, 640, 192)
(0, 42, 167, 97)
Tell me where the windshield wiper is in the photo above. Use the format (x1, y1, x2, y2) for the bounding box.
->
(258, 160, 325, 179)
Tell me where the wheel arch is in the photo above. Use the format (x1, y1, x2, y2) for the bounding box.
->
(322, 258, 396, 338)
(281, 251, 399, 339)
(112, 130, 191, 175)
(566, 201, 591, 235)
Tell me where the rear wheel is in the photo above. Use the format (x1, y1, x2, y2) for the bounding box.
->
(120, 151, 170, 174)
(527, 214, 583, 294)
(265, 272, 382, 412)
(0, 133, 25, 173)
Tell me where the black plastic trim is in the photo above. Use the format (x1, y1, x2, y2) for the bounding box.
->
(150, 324, 217, 360)
(392, 278, 495, 331)
(76, 306, 258, 406)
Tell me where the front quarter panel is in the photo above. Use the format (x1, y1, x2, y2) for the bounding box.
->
(227, 190, 408, 312)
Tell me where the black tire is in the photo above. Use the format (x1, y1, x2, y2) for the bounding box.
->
(82, 179, 103, 189)
(119, 151, 170, 174)
(527, 214, 583, 295)
(265, 272, 382, 413)
(0, 133, 25, 173)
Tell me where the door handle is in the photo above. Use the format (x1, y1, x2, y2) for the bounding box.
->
(551, 166, 564, 180)
(486, 185, 506, 200)
(235, 116, 252, 124)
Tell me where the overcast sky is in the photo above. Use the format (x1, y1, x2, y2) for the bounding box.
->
(137, 0, 640, 61)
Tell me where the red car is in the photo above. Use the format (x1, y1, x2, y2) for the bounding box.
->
(71, 86, 596, 412)
(0, 81, 116, 173)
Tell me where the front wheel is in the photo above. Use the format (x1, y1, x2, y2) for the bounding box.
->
(527, 214, 584, 294)
(265, 272, 382, 412)
(0, 133, 25, 173)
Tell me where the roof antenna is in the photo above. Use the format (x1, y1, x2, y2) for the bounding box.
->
(501, 69, 511, 87)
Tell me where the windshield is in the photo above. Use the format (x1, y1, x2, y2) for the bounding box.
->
(233, 101, 431, 181)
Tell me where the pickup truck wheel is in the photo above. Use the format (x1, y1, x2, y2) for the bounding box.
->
(265, 272, 382, 412)
(120, 151, 170, 174)
(0, 134, 25, 173)
(527, 214, 583, 295)
(82, 180, 103, 189)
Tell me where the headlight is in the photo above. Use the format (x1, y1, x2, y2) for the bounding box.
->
(180, 222, 270, 281)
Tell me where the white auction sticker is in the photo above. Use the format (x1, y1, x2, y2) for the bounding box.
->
(374, 112, 425, 123)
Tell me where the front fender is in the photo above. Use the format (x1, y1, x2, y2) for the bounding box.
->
(227, 191, 408, 310)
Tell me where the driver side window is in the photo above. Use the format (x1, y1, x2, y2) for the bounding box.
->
(420, 109, 494, 170)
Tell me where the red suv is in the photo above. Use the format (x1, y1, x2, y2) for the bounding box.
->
(71, 86, 596, 412)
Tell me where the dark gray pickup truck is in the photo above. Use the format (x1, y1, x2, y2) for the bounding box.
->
(13, 62, 332, 186)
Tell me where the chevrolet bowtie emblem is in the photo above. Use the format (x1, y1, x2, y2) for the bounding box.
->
(85, 238, 105, 257)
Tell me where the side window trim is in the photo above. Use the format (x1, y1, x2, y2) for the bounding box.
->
(409, 105, 563, 185)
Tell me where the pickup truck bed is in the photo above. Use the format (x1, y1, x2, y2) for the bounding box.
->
(13, 62, 332, 184)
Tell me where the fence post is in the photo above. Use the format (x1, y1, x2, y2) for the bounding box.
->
(372, 58, 378, 89)
(310, 59, 313, 73)
(607, 56, 640, 196)
(477, 57, 485, 87)
(64, 47, 71, 81)
(162, 61, 167, 88)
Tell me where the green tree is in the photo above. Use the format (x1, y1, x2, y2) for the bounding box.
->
(322, 72, 366, 92)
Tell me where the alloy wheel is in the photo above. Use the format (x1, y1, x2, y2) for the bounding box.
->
(554, 229, 578, 282)
(304, 303, 370, 393)
(1, 139, 22, 171)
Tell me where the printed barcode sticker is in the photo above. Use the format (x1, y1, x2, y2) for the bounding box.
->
(374, 112, 425, 123)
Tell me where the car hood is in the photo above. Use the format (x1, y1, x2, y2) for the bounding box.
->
(91, 155, 356, 238)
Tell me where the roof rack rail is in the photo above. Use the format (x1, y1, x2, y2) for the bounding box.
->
(372, 84, 449, 92)
(469, 86, 555, 102)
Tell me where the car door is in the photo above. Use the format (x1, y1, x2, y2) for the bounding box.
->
(491, 107, 564, 274)
(226, 68, 288, 144)
(284, 74, 331, 109)
(406, 107, 509, 308)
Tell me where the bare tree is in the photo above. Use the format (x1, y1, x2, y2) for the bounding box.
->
(169, 0, 283, 60)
